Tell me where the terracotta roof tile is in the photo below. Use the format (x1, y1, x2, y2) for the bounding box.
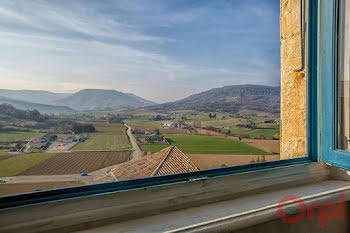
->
(111, 146, 199, 181)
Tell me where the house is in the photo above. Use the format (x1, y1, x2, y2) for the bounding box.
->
(77, 134, 87, 142)
(41, 134, 57, 142)
(28, 138, 47, 149)
(145, 134, 162, 142)
(61, 136, 76, 143)
(163, 121, 176, 128)
(144, 131, 153, 135)
(107, 146, 199, 181)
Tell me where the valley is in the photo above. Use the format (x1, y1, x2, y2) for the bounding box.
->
(0, 85, 281, 196)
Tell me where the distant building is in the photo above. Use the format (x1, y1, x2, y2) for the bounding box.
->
(163, 122, 176, 128)
(61, 136, 76, 143)
(145, 134, 162, 142)
(42, 134, 57, 142)
(58, 134, 86, 143)
(77, 134, 87, 142)
(28, 138, 47, 149)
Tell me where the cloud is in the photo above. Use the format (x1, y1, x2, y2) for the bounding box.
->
(0, 0, 280, 102)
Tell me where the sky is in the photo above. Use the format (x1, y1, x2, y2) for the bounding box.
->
(0, 0, 280, 103)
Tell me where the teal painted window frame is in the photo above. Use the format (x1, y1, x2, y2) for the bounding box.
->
(320, 0, 350, 169)
(0, 0, 320, 209)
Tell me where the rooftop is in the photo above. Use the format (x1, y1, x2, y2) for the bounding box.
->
(111, 146, 199, 181)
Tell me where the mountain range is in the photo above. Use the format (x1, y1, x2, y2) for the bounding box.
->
(0, 85, 280, 114)
(145, 85, 280, 114)
(0, 97, 74, 114)
(54, 89, 155, 111)
(0, 89, 155, 113)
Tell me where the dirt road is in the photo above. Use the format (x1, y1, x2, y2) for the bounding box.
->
(0, 175, 83, 183)
(124, 124, 143, 159)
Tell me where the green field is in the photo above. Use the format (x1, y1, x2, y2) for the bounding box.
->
(129, 112, 168, 121)
(0, 153, 54, 177)
(141, 134, 268, 155)
(0, 131, 45, 142)
(243, 129, 280, 139)
(0, 150, 10, 156)
(71, 131, 131, 151)
(228, 128, 251, 134)
(183, 113, 213, 121)
(125, 120, 163, 127)
(255, 123, 279, 129)
(182, 113, 232, 121)
(197, 118, 247, 128)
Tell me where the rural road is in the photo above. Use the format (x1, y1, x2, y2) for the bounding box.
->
(0, 175, 83, 183)
(124, 124, 143, 159)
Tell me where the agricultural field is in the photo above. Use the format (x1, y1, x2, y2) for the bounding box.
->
(229, 128, 251, 135)
(241, 139, 280, 154)
(141, 134, 268, 155)
(71, 131, 131, 151)
(255, 122, 279, 129)
(0, 154, 15, 161)
(0, 131, 45, 142)
(125, 120, 163, 127)
(188, 118, 248, 128)
(0, 153, 54, 177)
(242, 129, 279, 139)
(18, 152, 131, 175)
(0, 149, 10, 156)
(0, 182, 84, 196)
(127, 111, 168, 120)
(133, 126, 190, 135)
(91, 122, 126, 132)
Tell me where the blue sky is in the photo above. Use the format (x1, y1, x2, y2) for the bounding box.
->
(0, 0, 280, 103)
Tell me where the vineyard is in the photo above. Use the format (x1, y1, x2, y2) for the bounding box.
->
(91, 122, 126, 132)
(18, 152, 131, 175)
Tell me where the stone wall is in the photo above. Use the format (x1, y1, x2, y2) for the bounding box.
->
(280, 0, 307, 159)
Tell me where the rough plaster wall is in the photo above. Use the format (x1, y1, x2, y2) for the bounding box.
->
(280, 0, 307, 159)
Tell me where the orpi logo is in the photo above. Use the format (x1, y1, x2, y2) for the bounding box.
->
(277, 194, 345, 228)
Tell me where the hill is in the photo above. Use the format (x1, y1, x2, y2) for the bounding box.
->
(0, 89, 156, 112)
(146, 85, 280, 114)
(55, 89, 156, 111)
(0, 97, 74, 114)
(0, 103, 48, 122)
(0, 89, 69, 105)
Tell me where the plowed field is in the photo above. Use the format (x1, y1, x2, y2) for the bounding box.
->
(18, 152, 130, 175)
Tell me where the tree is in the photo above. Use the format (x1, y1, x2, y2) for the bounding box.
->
(209, 113, 212, 118)
(155, 129, 160, 135)
(153, 115, 163, 121)
(227, 130, 231, 135)
(72, 123, 95, 134)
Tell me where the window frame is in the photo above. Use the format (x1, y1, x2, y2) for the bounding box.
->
(320, 0, 350, 169)
(0, 0, 320, 209)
